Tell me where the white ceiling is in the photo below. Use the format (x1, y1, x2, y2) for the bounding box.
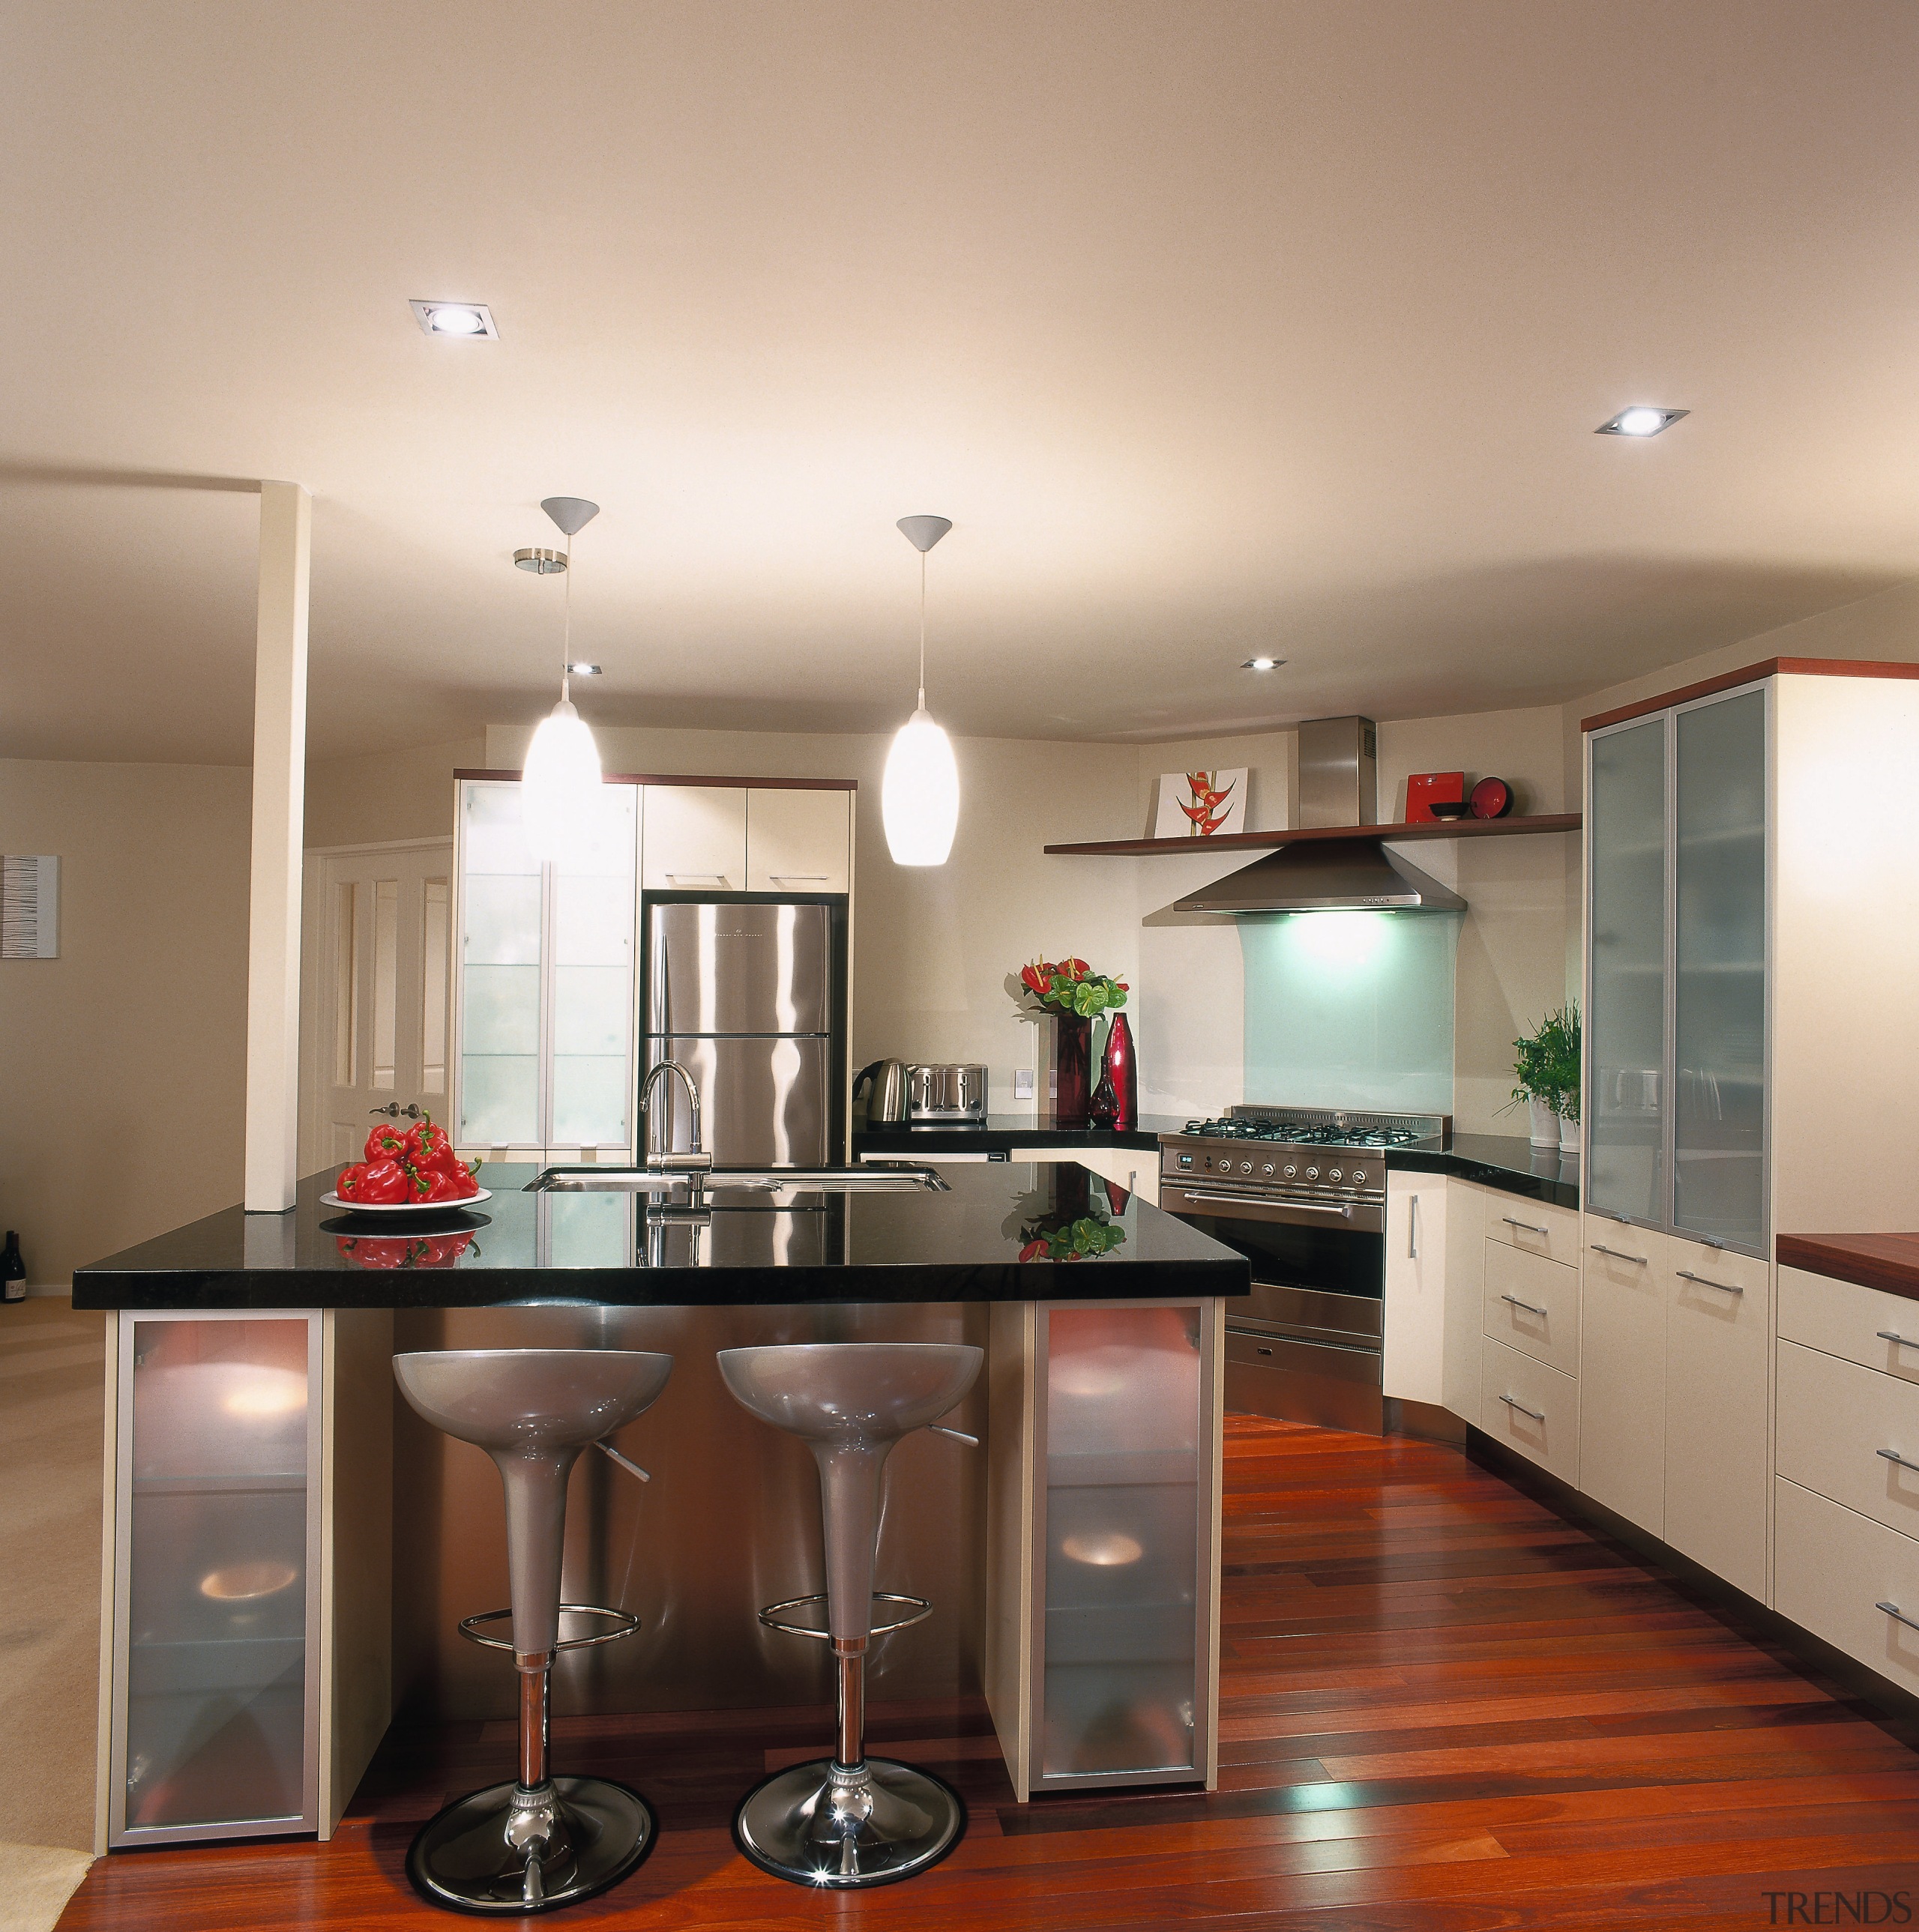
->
(7, 1, 1919, 764)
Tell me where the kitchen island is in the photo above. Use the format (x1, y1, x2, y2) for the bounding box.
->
(73, 1160, 1247, 1851)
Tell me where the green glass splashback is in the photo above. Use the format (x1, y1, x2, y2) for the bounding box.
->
(1240, 911, 1460, 1112)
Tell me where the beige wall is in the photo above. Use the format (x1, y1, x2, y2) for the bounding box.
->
(0, 758, 251, 1285)
(305, 734, 484, 849)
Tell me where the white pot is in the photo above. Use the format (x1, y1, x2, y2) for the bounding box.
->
(1527, 1097, 1558, 1147)
(1558, 1116, 1582, 1154)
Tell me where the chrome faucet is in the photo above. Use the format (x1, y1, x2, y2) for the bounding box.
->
(639, 1060, 713, 1173)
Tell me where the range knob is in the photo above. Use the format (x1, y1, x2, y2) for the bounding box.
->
(1283, 1164, 1298, 1179)
(1239, 1160, 1254, 1175)
(1262, 1162, 1276, 1177)
(1304, 1165, 1319, 1180)
(1352, 1168, 1367, 1184)
(1328, 1167, 1343, 1182)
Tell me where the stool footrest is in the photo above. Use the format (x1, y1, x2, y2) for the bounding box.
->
(757, 1593, 931, 1642)
(458, 1605, 642, 1653)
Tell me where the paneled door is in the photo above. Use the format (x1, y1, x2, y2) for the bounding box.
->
(310, 842, 455, 1170)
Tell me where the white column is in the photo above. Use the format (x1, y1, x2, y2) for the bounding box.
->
(244, 480, 312, 1212)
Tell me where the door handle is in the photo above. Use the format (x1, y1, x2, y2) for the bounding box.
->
(368, 1102, 425, 1120)
(1179, 1189, 1354, 1217)
(926, 1424, 978, 1447)
(1590, 1243, 1647, 1264)
(768, 874, 829, 883)
(1675, 1268, 1744, 1295)
(1879, 1331, 1917, 1349)
(1878, 1600, 1919, 1635)
(1500, 1293, 1548, 1318)
(1878, 1448, 1919, 1476)
(594, 1439, 651, 1482)
(1501, 1216, 1550, 1237)
(1408, 1194, 1419, 1260)
(1498, 1393, 1545, 1422)
(665, 873, 729, 885)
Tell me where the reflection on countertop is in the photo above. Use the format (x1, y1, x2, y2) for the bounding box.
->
(1388, 1133, 1580, 1210)
(73, 1159, 1250, 1311)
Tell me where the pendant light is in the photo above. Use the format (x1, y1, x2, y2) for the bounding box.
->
(882, 514, 960, 866)
(516, 495, 603, 863)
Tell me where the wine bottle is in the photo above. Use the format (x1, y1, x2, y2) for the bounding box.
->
(1, 1231, 25, 1304)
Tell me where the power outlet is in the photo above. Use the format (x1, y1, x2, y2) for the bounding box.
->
(1013, 1068, 1034, 1101)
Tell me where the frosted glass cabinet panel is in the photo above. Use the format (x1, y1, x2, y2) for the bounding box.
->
(1587, 718, 1668, 1227)
(1674, 691, 1768, 1249)
(1040, 1303, 1205, 1782)
(456, 780, 638, 1153)
(1585, 684, 1771, 1257)
(112, 1314, 320, 1845)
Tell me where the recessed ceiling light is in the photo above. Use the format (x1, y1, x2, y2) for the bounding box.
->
(409, 299, 498, 339)
(1243, 656, 1285, 671)
(1597, 406, 1687, 437)
(566, 662, 602, 677)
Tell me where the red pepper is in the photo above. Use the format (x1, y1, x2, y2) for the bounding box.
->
(336, 1161, 372, 1200)
(364, 1122, 409, 1165)
(403, 1118, 455, 1171)
(408, 1166, 458, 1204)
(355, 1158, 409, 1204)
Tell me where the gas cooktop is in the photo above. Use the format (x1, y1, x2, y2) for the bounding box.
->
(1172, 1106, 1447, 1151)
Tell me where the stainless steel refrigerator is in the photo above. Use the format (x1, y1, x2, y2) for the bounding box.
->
(640, 899, 843, 1166)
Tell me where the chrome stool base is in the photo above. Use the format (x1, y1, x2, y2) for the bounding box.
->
(734, 1756, 964, 1889)
(407, 1775, 654, 1916)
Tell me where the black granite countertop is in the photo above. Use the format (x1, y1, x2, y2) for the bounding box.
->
(72, 1160, 1250, 1311)
(1386, 1133, 1580, 1210)
(851, 1113, 1183, 1156)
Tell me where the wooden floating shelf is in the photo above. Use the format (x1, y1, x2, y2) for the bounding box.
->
(1043, 813, 1582, 857)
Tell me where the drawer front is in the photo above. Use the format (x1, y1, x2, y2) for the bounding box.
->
(1663, 1238, 1770, 1601)
(1778, 1265, 1919, 1386)
(1483, 1241, 1579, 1377)
(1479, 1335, 1579, 1485)
(1775, 1476, 1919, 1700)
(1483, 1195, 1580, 1267)
(1777, 1338, 1919, 1541)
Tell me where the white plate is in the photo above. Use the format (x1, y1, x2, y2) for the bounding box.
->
(321, 1189, 492, 1215)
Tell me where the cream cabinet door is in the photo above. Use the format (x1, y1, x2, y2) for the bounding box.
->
(747, 788, 852, 893)
(1383, 1174, 1447, 1407)
(1663, 1238, 1771, 1600)
(642, 785, 747, 892)
(1578, 1225, 1669, 1533)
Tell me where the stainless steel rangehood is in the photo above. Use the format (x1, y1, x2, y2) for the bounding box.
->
(1172, 715, 1467, 916)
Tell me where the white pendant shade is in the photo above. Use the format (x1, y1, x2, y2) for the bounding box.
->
(882, 706, 960, 866)
(521, 698, 603, 862)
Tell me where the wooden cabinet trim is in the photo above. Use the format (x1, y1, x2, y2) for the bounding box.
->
(1580, 657, 1919, 734)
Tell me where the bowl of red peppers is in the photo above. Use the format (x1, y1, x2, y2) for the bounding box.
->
(322, 1116, 489, 1216)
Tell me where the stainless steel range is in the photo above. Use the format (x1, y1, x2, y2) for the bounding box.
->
(1159, 1105, 1448, 1434)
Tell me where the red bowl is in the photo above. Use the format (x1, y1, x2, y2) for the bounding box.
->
(1470, 776, 1513, 819)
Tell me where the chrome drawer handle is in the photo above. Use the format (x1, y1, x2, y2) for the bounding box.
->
(1500, 1293, 1548, 1318)
(594, 1439, 651, 1482)
(1878, 1600, 1919, 1635)
(1878, 1448, 1919, 1476)
(1498, 1393, 1545, 1422)
(1676, 1269, 1744, 1295)
(1879, 1331, 1917, 1348)
(1590, 1243, 1647, 1265)
(1502, 1216, 1550, 1236)
(768, 874, 831, 882)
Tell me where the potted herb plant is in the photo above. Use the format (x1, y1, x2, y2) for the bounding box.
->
(1508, 1003, 1581, 1150)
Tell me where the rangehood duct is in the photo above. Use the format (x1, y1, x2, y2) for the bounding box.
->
(1171, 715, 1467, 917)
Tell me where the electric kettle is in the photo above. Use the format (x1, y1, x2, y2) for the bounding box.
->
(852, 1059, 909, 1125)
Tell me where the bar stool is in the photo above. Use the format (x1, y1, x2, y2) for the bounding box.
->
(717, 1341, 983, 1889)
(394, 1347, 673, 1916)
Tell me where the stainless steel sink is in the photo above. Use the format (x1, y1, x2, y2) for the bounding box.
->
(526, 1164, 950, 1195)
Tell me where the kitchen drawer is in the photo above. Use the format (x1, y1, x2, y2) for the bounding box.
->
(1775, 1475, 1919, 1702)
(1478, 1335, 1579, 1485)
(1225, 1330, 1380, 1434)
(1663, 1237, 1769, 1602)
(1778, 1265, 1919, 1387)
(1483, 1195, 1579, 1267)
(1482, 1241, 1579, 1377)
(1777, 1338, 1919, 1542)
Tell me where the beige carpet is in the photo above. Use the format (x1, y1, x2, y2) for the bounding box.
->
(0, 1296, 105, 1926)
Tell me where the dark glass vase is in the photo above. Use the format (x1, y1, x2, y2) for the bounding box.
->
(1051, 1010, 1092, 1126)
(1103, 1010, 1137, 1131)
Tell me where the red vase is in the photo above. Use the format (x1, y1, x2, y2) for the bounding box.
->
(1051, 1011, 1091, 1126)
(1103, 1011, 1137, 1131)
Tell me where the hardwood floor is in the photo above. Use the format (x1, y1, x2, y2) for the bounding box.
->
(60, 1417, 1919, 1928)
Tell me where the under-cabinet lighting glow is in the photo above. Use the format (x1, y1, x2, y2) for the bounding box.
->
(221, 1369, 307, 1419)
(1290, 908, 1392, 967)
(1061, 1532, 1145, 1566)
(199, 1561, 298, 1602)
